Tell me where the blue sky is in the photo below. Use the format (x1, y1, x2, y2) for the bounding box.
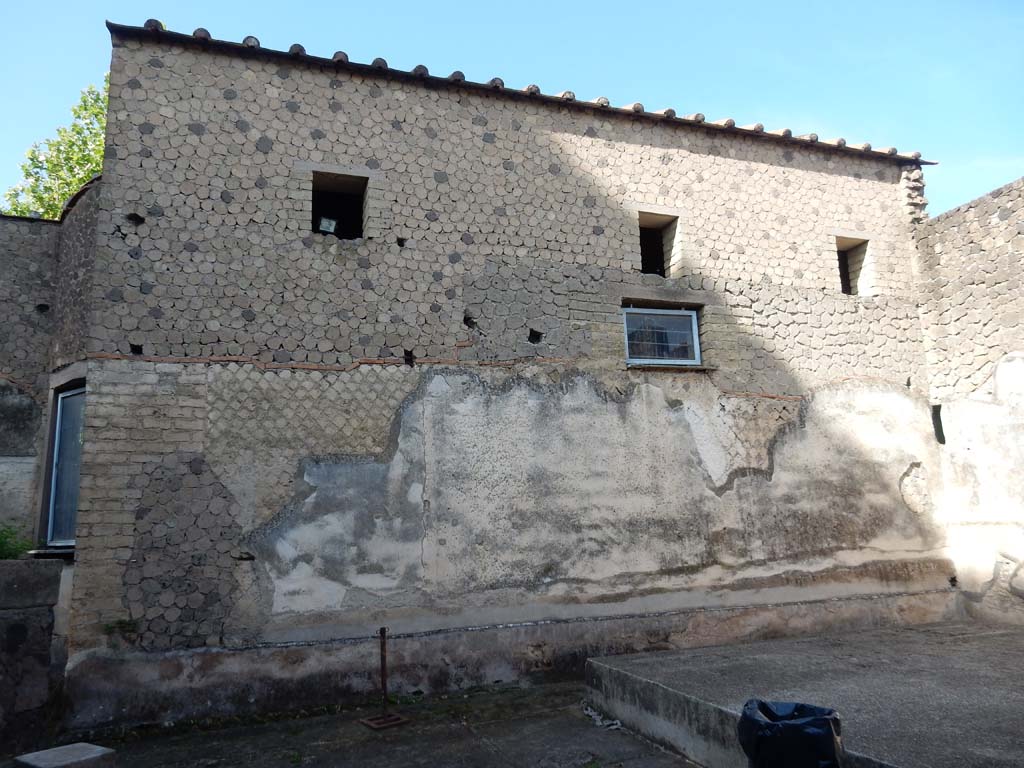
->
(1, 0, 1021, 214)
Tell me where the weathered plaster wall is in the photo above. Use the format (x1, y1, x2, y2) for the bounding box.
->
(239, 370, 946, 646)
(918, 178, 1024, 622)
(0, 216, 58, 530)
(67, 358, 956, 714)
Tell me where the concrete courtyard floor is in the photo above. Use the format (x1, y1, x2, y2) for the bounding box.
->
(27, 683, 696, 768)
(590, 621, 1024, 768)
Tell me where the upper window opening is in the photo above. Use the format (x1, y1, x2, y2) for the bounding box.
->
(638, 212, 678, 277)
(623, 307, 701, 367)
(836, 236, 868, 295)
(312, 172, 368, 239)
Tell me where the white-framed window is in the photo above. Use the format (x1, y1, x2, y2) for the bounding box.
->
(623, 307, 701, 367)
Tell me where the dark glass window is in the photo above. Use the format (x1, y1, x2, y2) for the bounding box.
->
(47, 386, 86, 545)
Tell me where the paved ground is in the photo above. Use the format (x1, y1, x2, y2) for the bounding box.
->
(593, 622, 1024, 768)
(20, 684, 695, 768)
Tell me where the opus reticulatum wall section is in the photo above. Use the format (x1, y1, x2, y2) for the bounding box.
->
(0, 217, 57, 531)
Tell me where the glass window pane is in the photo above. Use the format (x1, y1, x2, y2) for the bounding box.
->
(49, 389, 85, 545)
(626, 312, 695, 362)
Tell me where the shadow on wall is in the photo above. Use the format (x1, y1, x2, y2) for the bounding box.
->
(98, 93, 953, 669)
(0, 380, 42, 530)
(211, 125, 949, 647)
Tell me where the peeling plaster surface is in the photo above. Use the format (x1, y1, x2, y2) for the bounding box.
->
(939, 354, 1024, 620)
(241, 373, 944, 643)
(916, 178, 1024, 625)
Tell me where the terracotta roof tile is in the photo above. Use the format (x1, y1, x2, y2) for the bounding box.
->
(109, 20, 933, 165)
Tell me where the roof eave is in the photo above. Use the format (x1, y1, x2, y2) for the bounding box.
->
(106, 20, 935, 166)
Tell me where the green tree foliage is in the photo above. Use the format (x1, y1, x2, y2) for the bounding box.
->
(2, 75, 108, 220)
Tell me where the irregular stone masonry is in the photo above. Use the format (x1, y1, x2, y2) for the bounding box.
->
(917, 176, 1024, 401)
(0, 216, 58, 398)
(0, 216, 58, 531)
(51, 182, 99, 372)
(123, 450, 242, 650)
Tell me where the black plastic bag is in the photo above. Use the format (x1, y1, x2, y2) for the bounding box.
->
(737, 699, 845, 768)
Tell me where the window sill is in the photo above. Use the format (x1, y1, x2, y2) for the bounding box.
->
(627, 364, 718, 372)
(27, 548, 75, 561)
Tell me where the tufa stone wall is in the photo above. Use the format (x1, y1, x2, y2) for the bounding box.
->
(0, 217, 58, 530)
(93, 34, 925, 393)
(0, 217, 58, 396)
(0, 559, 64, 753)
(917, 175, 1023, 401)
(51, 183, 99, 371)
(70, 360, 206, 645)
(62, 29, 955, 728)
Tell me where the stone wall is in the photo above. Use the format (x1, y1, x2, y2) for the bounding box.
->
(61, 30, 955, 729)
(0, 216, 58, 531)
(917, 177, 1024, 622)
(0, 559, 64, 754)
(94, 34, 923, 381)
(52, 183, 99, 371)
(65, 355, 958, 729)
(918, 176, 1024, 401)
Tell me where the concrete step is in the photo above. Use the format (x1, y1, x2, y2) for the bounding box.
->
(585, 622, 1024, 768)
(586, 656, 890, 768)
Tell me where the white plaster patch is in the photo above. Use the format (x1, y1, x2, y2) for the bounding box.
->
(275, 538, 299, 563)
(272, 561, 349, 614)
(426, 375, 451, 396)
(406, 482, 424, 505)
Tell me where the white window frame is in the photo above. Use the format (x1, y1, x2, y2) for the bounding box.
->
(623, 307, 702, 367)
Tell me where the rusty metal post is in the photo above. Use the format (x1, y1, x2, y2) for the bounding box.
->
(360, 625, 408, 729)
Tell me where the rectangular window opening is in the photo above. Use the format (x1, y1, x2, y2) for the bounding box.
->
(639, 212, 678, 277)
(836, 236, 868, 295)
(46, 384, 86, 547)
(623, 306, 701, 367)
(312, 172, 368, 239)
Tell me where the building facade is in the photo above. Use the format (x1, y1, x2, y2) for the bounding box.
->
(0, 19, 1021, 730)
